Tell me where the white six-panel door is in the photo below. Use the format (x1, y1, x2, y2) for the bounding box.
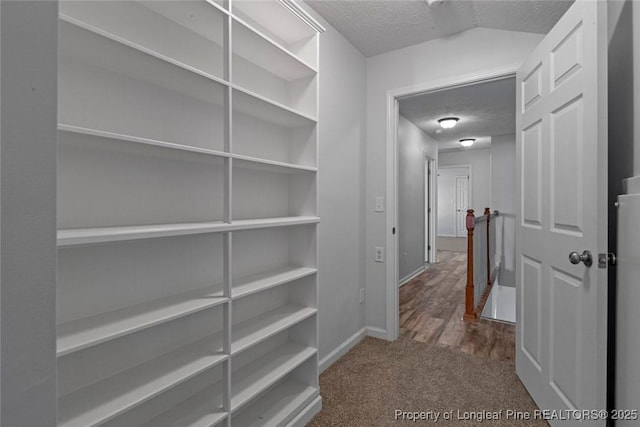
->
(516, 0, 608, 424)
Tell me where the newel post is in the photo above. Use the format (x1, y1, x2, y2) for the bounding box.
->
(485, 207, 491, 288)
(464, 209, 477, 321)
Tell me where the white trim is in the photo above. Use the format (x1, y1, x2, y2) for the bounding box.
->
(279, 0, 326, 34)
(366, 327, 387, 340)
(385, 63, 520, 342)
(318, 327, 367, 373)
(286, 396, 322, 427)
(385, 91, 400, 341)
(399, 266, 425, 287)
(425, 155, 437, 264)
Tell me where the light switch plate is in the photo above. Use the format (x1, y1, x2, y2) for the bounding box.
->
(375, 246, 384, 262)
(375, 196, 384, 212)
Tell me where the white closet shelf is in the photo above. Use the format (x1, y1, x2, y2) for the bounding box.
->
(57, 222, 229, 246)
(58, 337, 226, 427)
(231, 342, 316, 413)
(233, 155, 316, 174)
(204, 0, 229, 16)
(57, 217, 320, 246)
(232, 0, 321, 46)
(232, 266, 317, 300)
(57, 286, 226, 357)
(58, 125, 230, 159)
(59, 16, 228, 105)
(233, 85, 317, 128)
(141, 383, 227, 427)
(232, 216, 320, 229)
(232, 380, 319, 427)
(231, 304, 317, 355)
(233, 16, 317, 81)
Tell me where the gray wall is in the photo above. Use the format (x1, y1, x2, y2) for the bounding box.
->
(397, 115, 438, 283)
(1, 2, 58, 425)
(301, 3, 368, 365)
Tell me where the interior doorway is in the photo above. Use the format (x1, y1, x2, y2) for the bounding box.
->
(436, 165, 471, 239)
(386, 70, 518, 342)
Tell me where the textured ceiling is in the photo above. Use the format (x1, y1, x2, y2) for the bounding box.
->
(398, 77, 515, 152)
(306, 0, 573, 57)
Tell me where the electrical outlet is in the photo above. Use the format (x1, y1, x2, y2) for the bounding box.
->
(375, 196, 384, 212)
(374, 246, 385, 263)
(359, 288, 365, 304)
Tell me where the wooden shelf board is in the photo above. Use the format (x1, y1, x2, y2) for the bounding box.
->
(57, 217, 319, 247)
(230, 216, 320, 231)
(57, 221, 229, 246)
(232, 0, 319, 46)
(141, 382, 226, 427)
(204, 0, 229, 16)
(58, 338, 227, 427)
(59, 16, 228, 106)
(59, 124, 230, 159)
(231, 305, 317, 355)
(57, 286, 226, 357)
(232, 266, 317, 300)
(233, 16, 317, 81)
(233, 154, 316, 174)
(231, 342, 316, 413)
(232, 85, 317, 128)
(231, 380, 318, 427)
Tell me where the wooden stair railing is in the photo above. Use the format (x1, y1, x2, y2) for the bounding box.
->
(464, 207, 499, 322)
(464, 209, 476, 321)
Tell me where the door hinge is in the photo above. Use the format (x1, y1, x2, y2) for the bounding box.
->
(598, 252, 616, 268)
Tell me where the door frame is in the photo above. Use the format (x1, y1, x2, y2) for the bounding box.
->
(454, 174, 469, 237)
(436, 164, 472, 238)
(385, 64, 519, 340)
(425, 155, 436, 264)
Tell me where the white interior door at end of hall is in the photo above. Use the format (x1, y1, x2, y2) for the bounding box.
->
(516, 0, 607, 424)
(455, 175, 468, 237)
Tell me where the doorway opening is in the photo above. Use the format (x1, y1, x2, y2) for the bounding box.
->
(436, 165, 471, 254)
(392, 72, 518, 357)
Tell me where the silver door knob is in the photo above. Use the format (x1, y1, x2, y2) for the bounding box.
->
(569, 250, 593, 267)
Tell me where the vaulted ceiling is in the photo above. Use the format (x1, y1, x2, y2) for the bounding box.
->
(398, 77, 515, 152)
(306, 0, 573, 57)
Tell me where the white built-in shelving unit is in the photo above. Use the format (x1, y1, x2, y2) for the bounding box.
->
(56, 1, 323, 425)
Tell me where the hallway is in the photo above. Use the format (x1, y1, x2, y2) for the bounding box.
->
(399, 251, 515, 363)
(308, 251, 532, 426)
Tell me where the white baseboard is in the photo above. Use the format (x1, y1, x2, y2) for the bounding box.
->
(318, 326, 390, 374)
(366, 326, 387, 340)
(318, 327, 367, 373)
(286, 396, 322, 427)
(623, 175, 640, 194)
(399, 266, 425, 287)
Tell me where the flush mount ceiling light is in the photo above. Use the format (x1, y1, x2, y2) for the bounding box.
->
(438, 117, 459, 129)
(459, 138, 476, 147)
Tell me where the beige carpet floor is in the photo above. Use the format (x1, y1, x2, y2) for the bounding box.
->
(308, 337, 547, 426)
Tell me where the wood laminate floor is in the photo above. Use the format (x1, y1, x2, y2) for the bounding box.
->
(399, 250, 516, 363)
